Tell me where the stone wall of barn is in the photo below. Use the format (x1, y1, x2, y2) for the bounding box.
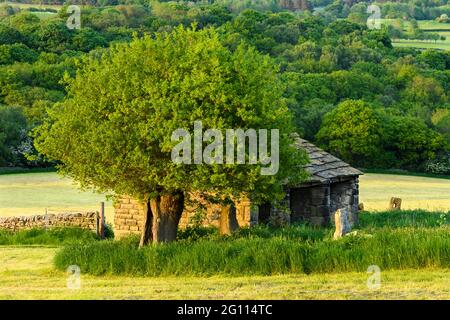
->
(113, 176, 360, 237)
(286, 177, 359, 226)
(113, 197, 146, 239)
(0, 212, 99, 232)
(330, 177, 359, 225)
(113, 194, 258, 239)
(289, 184, 331, 226)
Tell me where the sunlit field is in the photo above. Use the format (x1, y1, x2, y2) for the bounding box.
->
(0, 172, 114, 223)
(359, 174, 450, 211)
(3, 1, 62, 10)
(0, 246, 448, 300)
(392, 39, 450, 50)
(381, 19, 450, 50)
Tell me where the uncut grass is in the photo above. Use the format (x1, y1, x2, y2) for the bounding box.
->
(357, 210, 448, 229)
(0, 227, 99, 245)
(54, 226, 450, 276)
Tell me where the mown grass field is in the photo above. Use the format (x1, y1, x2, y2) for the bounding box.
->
(2, 2, 59, 20)
(1, 172, 449, 219)
(381, 19, 450, 50)
(3, 1, 61, 10)
(1, 246, 449, 300)
(0, 172, 114, 222)
(359, 173, 450, 211)
(392, 39, 450, 50)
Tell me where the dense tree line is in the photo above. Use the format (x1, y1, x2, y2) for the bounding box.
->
(0, 1, 449, 173)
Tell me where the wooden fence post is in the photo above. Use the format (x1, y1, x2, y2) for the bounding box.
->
(100, 202, 105, 239)
(45, 208, 48, 230)
(96, 211, 100, 237)
(389, 197, 402, 210)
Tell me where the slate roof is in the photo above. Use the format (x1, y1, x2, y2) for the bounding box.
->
(293, 136, 363, 185)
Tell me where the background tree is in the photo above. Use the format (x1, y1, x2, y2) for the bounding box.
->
(316, 99, 382, 167)
(34, 26, 308, 245)
(0, 105, 27, 166)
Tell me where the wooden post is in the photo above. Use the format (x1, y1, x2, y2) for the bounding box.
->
(45, 208, 48, 230)
(389, 197, 402, 210)
(96, 211, 100, 237)
(100, 202, 105, 239)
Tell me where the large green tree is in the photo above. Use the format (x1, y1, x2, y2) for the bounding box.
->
(316, 99, 382, 166)
(34, 26, 307, 245)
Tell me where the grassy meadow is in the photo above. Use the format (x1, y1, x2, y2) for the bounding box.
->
(359, 173, 450, 211)
(1, 246, 449, 299)
(392, 39, 450, 50)
(0, 172, 114, 222)
(3, 1, 61, 10)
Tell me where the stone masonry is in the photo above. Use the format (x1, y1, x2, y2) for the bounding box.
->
(0, 212, 99, 232)
(114, 194, 258, 239)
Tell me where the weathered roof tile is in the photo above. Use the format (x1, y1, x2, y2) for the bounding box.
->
(293, 136, 363, 185)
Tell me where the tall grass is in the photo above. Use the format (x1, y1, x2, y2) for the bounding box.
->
(357, 210, 449, 229)
(0, 227, 99, 245)
(54, 227, 450, 276)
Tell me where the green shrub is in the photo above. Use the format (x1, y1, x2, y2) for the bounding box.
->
(104, 223, 114, 239)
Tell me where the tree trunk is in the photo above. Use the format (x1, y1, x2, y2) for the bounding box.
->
(139, 199, 152, 248)
(151, 192, 184, 243)
(219, 204, 239, 235)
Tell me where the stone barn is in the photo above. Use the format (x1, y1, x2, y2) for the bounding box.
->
(113, 137, 362, 239)
(278, 138, 362, 226)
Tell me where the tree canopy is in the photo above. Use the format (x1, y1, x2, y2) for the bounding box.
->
(34, 25, 308, 243)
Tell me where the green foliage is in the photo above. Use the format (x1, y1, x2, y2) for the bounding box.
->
(0, 105, 27, 166)
(316, 100, 382, 166)
(381, 115, 446, 169)
(0, 24, 25, 45)
(104, 223, 115, 239)
(0, 2, 449, 174)
(418, 49, 450, 71)
(177, 225, 219, 241)
(316, 100, 447, 168)
(35, 26, 307, 204)
(0, 43, 37, 65)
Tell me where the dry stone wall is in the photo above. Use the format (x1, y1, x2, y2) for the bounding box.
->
(0, 212, 99, 232)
